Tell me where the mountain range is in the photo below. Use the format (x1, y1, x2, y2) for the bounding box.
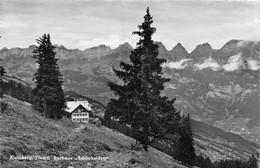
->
(0, 39, 259, 148)
(2, 74, 259, 162)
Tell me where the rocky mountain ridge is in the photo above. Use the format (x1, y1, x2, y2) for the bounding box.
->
(0, 39, 259, 146)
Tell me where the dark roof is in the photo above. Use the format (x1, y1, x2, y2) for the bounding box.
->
(71, 104, 91, 113)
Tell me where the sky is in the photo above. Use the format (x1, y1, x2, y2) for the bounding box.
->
(1, 0, 259, 52)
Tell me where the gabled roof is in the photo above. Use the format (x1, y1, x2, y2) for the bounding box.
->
(71, 104, 90, 114)
(66, 100, 91, 113)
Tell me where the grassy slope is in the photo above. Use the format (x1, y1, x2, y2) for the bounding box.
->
(66, 90, 259, 161)
(0, 95, 188, 168)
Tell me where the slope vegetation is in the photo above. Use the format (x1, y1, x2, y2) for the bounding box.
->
(0, 95, 188, 168)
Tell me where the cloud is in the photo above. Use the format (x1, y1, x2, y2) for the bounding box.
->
(162, 59, 191, 70)
(78, 35, 122, 49)
(124, 36, 139, 49)
(194, 57, 221, 71)
(222, 54, 242, 71)
(237, 40, 250, 47)
(163, 53, 259, 72)
(247, 60, 259, 71)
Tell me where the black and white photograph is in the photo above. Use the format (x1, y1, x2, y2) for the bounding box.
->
(0, 0, 259, 168)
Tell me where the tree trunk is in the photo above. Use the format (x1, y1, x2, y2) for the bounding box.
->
(143, 125, 149, 151)
(0, 75, 3, 98)
(43, 97, 47, 118)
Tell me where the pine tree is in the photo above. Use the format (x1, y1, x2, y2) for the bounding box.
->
(32, 34, 65, 119)
(104, 102, 112, 128)
(174, 114, 195, 166)
(0, 66, 5, 76)
(247, 154, 258, 168)
(0, 59, 5, 98)
(107, 7, 180, 151)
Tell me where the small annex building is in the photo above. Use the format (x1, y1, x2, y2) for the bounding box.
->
(66, 100, 92, 123)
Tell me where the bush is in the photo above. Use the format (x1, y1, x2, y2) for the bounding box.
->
(128, 158, 142, 164)
(99, 142, 113, 152)
(0, 102, 8, 112)
(0, 147, 17, 164)
(43, 139, 69, 151)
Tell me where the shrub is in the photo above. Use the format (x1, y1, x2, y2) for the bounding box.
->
(0, 102, 8, 112)
(42, 139, 69, 151)
(99, 142, 112, 152)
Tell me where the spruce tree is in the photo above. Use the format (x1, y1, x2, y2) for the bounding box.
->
(108, 7, 180, 151)
(32, 34, 65, 119)
(0, 60, 5, 98)
(0, 66, 5, 76)
(104, 102, 112, 128)
(247, 154, 258, 168)
(174, 114, 195, 166)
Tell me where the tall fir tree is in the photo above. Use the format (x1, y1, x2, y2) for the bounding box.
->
(173, 114, 195, 166)
(32, 34, 65, 119)
(104, 102, 112, 128)
(108, 7, 180, 151)
(0, 59, 5, 98)
(0, 66, 5, 76)
(247, 154, 258, 168)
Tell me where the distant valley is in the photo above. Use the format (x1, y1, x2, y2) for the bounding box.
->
(0, 39, 259, 147)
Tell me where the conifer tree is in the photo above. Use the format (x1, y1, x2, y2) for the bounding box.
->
(0, 66, 5, 76)
(0, 59, 5, 98)
(104, 102, 112, 128)
(173, 114, 195, 166)
(247, 154, 258, 168)
(32, 34, 65, 119)
(108, 7, 180, 151)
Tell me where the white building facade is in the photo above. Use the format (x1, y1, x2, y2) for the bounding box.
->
(66, 100, 92, 123)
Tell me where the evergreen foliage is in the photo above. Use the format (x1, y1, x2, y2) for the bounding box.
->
(194, 154, 259, 168)
(1, 79, 34, 103)
(173, 114, 195, 165)
(32, 34, 65, 119)
(106, 117, 258, 168)
(247, 154, 258, 168)
(107, 7, 180, 151)
(104, 102, 112, 128)
(0, 59, 5, 98)
(0, 66, 6, 76)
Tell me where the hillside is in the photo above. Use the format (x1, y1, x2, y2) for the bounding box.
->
(0, 95, 188, 168)
(63, 91, 259, 162)
(0, 39, 259, 161)
(1, 41, 259, 146)
(64, 91, 259, 162)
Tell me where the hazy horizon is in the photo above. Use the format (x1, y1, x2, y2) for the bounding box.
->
(1, 0, 259, 52)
